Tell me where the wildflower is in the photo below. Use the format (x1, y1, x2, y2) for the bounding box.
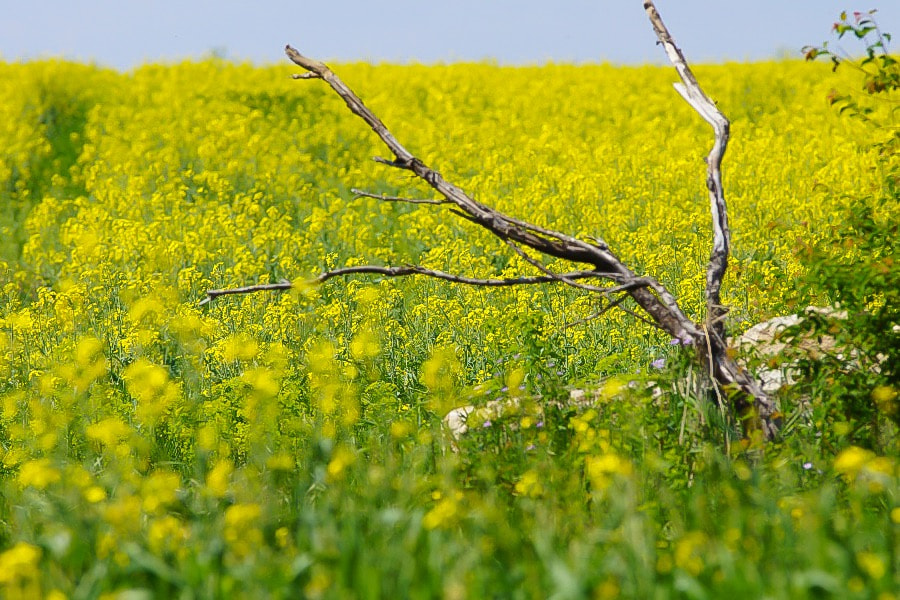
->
(651, 358, 666, 369)
(585, 452, 633, 491)
(84, 486, 107, 503)
(122, 359, 179, 425)
(594, 577, 620, 600)
(148, 515, 187, 555)
(599, 377, 626, 400)
(223, 503, 263, 558)
(86, 417, 132, 447)
(104, 495, 142, 535)
(326, 446, 356, 482)
(73, 336, 107, 386)
(240, 367, 280, 398)
(17, 458, 61, 489)
(423, 493, 462, 530)
(221, 333, 259, 362)
(390, 420, 413, 439)
(856, 551, 886, 579)
(206, 459, 233, 499)
(0, 541, 42, 585)
(266, 453, 295, 471)
(834, 446, 874, 478)
(674, 531, 708, 576)
(275, 526, 291, 549)
(514, 469, 544, 497)
(872, 385, 897, 413)
(350, 328, 380, 360)
(141, 469, 181, 514)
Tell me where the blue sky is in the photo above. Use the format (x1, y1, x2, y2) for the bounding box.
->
(2, 1, 898, 69)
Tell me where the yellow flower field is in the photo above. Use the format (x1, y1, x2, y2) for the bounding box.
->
(0, 58, 896, 598)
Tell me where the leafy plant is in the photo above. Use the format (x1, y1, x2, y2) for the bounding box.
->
(790, 10, 899, 449)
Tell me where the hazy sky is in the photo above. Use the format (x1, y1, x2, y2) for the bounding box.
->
(2, 1, 898, 69)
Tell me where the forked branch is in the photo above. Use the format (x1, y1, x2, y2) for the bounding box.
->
(201, 0, 779, 440)
(643, 1, 731, 342)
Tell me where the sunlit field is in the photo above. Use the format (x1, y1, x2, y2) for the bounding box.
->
(0, 58, 897, 598)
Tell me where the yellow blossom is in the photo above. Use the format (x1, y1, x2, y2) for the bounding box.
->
(514, 469, 544, 498)
(266, 452, 295, 471)
(834, 446, 874, 478)
(141, 469, 181, 514)
(326, 446, 356, 483)
(221, 333, 260, 362)
(390, 420, 413, 439)
(585, 452, 633, 491)
(17, 458, 61, 489)
(856, 551, 886, 580)
(423, 494, 463, 530)
(0, 542, 42, 583)
(84, 486, 107, 503)
(206, 459, 234, 498)
(148, 515, 187, 554)
(674, 531, 708, 576)
(85, 417, 132, 447)
(123, 359, 180, 424)
(350, 328, 380, 360)
(223, 503, 263, 558)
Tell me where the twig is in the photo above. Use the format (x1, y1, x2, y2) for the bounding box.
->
(351, 188, 449, 205)
(201, 266, 606, 305)
(618, 304, 668, 333)
(563, 294, 630, 329)
(504, 239, 610, 294)
(199, 280, 292, 305)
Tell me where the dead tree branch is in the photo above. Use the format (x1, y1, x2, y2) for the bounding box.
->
(643, 1, 731, 342)
(200, 267, 608, 305)
(351, 188, 450, 205)
(202, 0, 779, 440)
(280, 43, 704, 343)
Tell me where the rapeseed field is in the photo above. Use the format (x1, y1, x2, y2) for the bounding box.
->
(0, 58, 896, 598)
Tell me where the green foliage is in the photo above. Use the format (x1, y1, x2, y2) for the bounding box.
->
(803, 9, 899, 153)
(788, 9, 900, 449)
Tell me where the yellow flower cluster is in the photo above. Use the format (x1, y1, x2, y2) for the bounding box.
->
(834, 446, 897, 493)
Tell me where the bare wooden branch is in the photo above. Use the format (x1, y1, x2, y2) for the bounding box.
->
(563, 294, 632, 329)
(351, 188, 449, 205)
(199, 280, 292, 305)
(504, 239, 636, 295)
(284, 43, 701, 344)
(644, 0, 777, 440)
(311, 265, 601, 287)
(201, 267, 607, 305)
(643, 0, 731, 342)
